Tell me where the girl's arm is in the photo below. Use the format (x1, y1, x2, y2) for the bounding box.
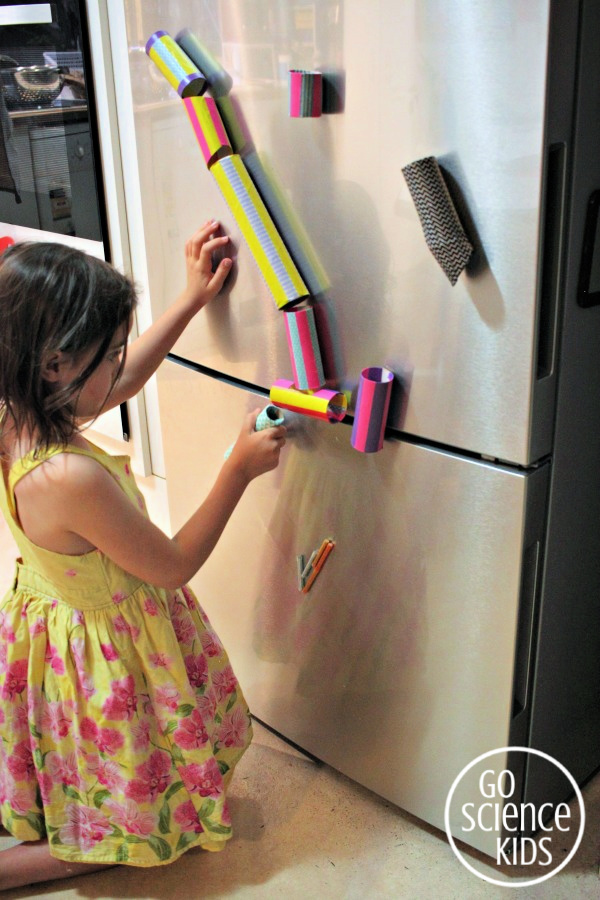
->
(21, 411, 285, 590)
(106, 221, 232, 409)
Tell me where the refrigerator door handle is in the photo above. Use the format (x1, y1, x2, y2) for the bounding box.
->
(536, 143, 567, 380)
(512, 541, 541, 718)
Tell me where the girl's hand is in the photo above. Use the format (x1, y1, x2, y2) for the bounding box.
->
(182, 220, 232, 312)
(226, 409, 287, 483)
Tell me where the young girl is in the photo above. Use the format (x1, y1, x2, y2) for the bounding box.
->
(0, 222, 286, 892)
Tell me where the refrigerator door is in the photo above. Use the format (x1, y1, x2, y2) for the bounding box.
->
(157, 358, 549, 856)
(120, 0, 568, 465)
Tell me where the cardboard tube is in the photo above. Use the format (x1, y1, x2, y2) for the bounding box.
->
(145, 30, 206, 98)
(289, 70, 322, 117)
(351, 367, 393, 452)
(284, 306, 325, 391)
(183, 96, 231, 166)
(270, 379, 346, 422)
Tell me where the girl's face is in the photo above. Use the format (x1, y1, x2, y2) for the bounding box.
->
(45, 321, 130, 420)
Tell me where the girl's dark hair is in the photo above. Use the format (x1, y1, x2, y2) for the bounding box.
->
(0, 241, 138, 451)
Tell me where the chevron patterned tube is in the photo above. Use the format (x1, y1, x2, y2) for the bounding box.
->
(145, 30, 206, 98)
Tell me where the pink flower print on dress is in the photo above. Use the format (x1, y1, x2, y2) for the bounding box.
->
(65, 569, 78, 577)
(181, 585, 196, 611)
(0, 708, 4, 725)
(196, 689, 217, 722)
(125, 749, 172, 803)
(59, 803, 113, 851)
(40, 701, 72, 740)
(184, 653, 208, 689)
(172, 612, 197, 646)
(86, 755, 126, 793)
(143, 597, 160, 616)
(148, 652, 172, 669)
(29, 617, 47, 638)
(9, 784, 34, 815)
(46, 752, 84, 789)
(180, 758, 223, 798)
(101, 675, 138, 722)
(100, 643, 119, 662)
(200, 630, 223, 658)
(7, 740, 35, 780)
(132, 719, 151, 752)
(69, 636, 96, 698)
(38, 771, 54, 805)
(0, 641, 7, 672)
(124, 463, 131, 476)
(71, 609, 85, 627)
(173, 709, 209, 750)
(0, 611, 16, 643)
(104, 798, 157, 837)
(113, 613, 141, 642)
(80, 717, 125, 755)
(218, 706, 250, 748)
(173, 799, 204, 834)
(154, 683, 181, 715)
(212, 664, 237, 702)
(45, 643, 65, 676)
(112, 591, 127, 604)
(1, 659, 28, 699)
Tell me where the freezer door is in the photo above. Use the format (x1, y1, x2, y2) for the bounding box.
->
(157, 359, 547, 856)
(120, 0, 570, 465)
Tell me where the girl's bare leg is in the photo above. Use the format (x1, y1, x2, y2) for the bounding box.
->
(0, 840, 116, 892)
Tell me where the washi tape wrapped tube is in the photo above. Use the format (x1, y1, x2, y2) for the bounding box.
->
(176, 27, 233, 98)
(289, 69, 322, 117)
(183, 96, 231, 167)
(401, 156, 473, 285)
(270, 379, 346, 422)
(211, 154, 309, 309)
(351, 367, 393, 453)
(224, 404, 284, 459)
(244, 149, 329, 296)
(284, 305, 325, 391)
(145, 30, 207, 98)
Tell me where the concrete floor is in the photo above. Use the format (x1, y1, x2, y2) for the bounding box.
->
(1, 448, 599, 898)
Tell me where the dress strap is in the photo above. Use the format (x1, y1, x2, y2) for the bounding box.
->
(6, 443, 112, 517)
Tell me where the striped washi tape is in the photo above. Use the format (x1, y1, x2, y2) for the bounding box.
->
(351, 367, 393, 452)
(284, 306, 325, 391)
(270, 379, 346, 422)
(145, 30, 206, 98)
(211, 154, 309, 309)
(224, 405, 284, 459)
(183, 96, 231, 166)
(289, 70, 322, 117)
(244, 150, 329, 296)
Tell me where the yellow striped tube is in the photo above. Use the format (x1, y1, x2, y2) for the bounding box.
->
(183, 96, 231, 167)
(145, 30, 206, 98)
(211, 155, 309, 309)
(269, 379, 347, 422)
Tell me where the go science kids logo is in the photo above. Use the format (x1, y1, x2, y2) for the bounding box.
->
(444, 747, 585, 888)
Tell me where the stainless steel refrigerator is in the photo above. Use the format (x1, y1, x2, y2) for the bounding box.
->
(117, 0, 600, 856)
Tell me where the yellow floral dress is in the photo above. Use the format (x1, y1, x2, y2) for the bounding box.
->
(0, 441, 252, 866)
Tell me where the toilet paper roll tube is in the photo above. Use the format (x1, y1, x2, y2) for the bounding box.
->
(211, 154, 309, 309)
(284, 306, 325, 391)
(224, 404, 284, 460)
(289, 69, 322, 117)
(401, 156, 473, 285)
(244, 149, 330, 296)
(183, 96, 231, 166)
(351, 367, 393, 453)
(214, 95, 253, 155)
(175, 27, 233, 98)
(145, 30, 206, 98)
(270, 379, 347, 422)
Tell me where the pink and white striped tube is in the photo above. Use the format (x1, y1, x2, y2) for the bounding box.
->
(351, 367, 393, 453)
(284, 306, 325, 391)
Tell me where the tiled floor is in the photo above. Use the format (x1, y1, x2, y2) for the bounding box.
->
(1, 440, 599, 898)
